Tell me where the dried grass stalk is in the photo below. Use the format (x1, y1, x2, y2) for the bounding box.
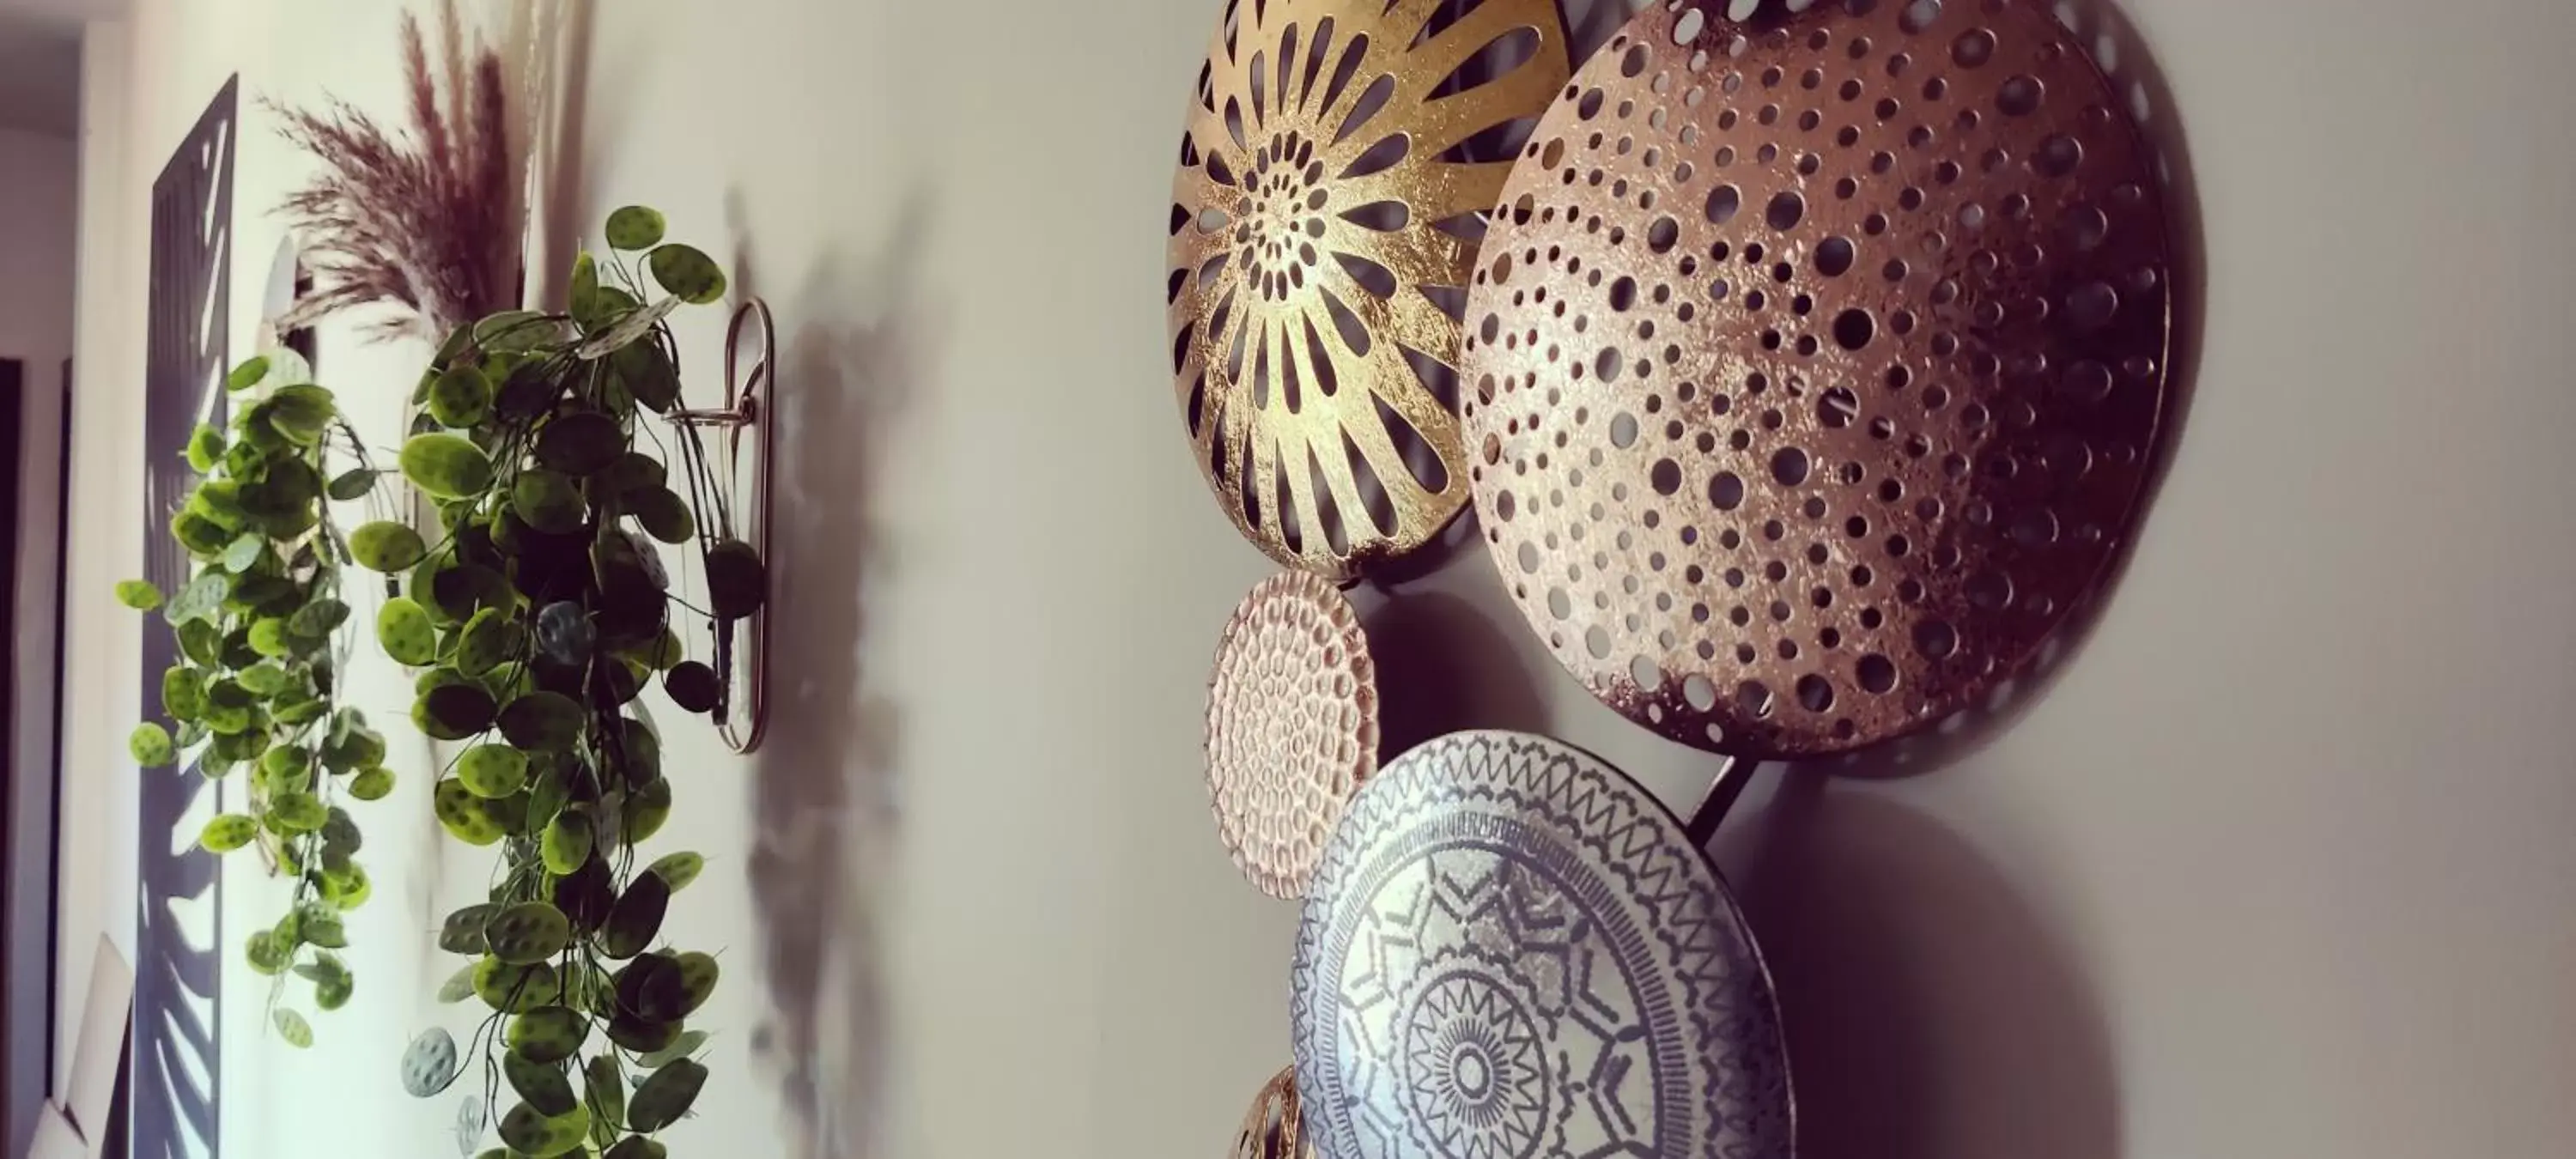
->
(272, 0, 532, 342)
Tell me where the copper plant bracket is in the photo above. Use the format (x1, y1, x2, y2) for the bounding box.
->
(669, 297, 777, 755)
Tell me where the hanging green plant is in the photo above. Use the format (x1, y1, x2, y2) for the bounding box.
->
(372, 207, 756, 1155)
(118, 349, 398, 1046)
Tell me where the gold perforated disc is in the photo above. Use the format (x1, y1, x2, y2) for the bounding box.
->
(1231, 1067, 1314, 1159)
(1461, 0, 2173, 758)
(1205, 572, 1381, 899)
(1168, 0, 1574, 580)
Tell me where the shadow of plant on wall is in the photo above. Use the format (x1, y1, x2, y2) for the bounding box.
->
(736, 191, 934, 1159)
(1716, 774, 2120, 1159)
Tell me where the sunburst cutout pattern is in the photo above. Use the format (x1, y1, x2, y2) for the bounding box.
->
(1169, 0, 1573, 580)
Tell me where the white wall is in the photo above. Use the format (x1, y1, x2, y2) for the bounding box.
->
(55, 2, 2576, 1158)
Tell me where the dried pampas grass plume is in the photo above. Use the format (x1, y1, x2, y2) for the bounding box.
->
(271, 0, 560, 342)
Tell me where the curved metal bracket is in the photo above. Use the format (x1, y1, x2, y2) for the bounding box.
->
(669, 298, 776, 755)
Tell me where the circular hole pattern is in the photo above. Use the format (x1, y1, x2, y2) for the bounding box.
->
(1453, 0, 2171, 758)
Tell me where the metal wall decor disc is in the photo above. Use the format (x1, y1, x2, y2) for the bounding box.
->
(1291, 731, 1793, 1159)
(1458, 0, 2175, 758)
(1234, 1066, 1316, 1159)
(1166, 0, 1576, 580)
(1206, 571, 1382, 900)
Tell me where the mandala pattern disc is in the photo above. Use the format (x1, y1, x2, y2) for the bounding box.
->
(1291, 731, 1792, 1159)
(1206, 571, 1382, 900)
(1168, 0, 1575, 580)
(1460, 0, 2175, 757)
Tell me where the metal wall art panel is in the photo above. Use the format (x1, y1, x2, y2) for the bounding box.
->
(1205, 571, 1380, 900)
(137, 76, 240, 1159)
(1291, 731, 1792, 1159)
(1232, 1067, 1315, 1159)
(1167, 0, 1574, 580)
(1460, 0, 2172, 757)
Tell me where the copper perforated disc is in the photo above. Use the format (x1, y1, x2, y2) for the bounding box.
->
(1231, 1067, 1314, 1159)
(1460, 0, 2173, 758)
(1167, 0, 1574, 580)
(1206, 572, 1381, 899)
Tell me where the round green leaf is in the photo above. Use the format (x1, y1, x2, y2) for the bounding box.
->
(430, 562, 513, 622)
(486, 901, 574, 965)
(629, 487, 695, 544)
(500, 1101, 589, 1159)
(674, 951, 720, 1016)
(378, 598, 438, 665)
(400, 433, 496, 500)
(603, 452, 665, 497)
(325, 862, 372, 910)
(417, 683, 499, 741)
(636, 1029, 709, 1070)
(220, 534, 263, 573)
(313, 968, 354, 1010)
(202, 681, 256, 734)
(611, 339, 681, 413)
(476, 956, 559, 1013)
(402, 1028, 459, 1097)
(436, 963, 479, 1004)
(162, 666, 207, 721)
(457, 743, 530, 798)
(598, 871, 670, 960)
(245, 930, 286, 975)
(167, 569, 232, 624)
(513, 470, 584, 537)
(117, 579, 165, 610)
(603, 1012, 679, 1055)
(289, 598, 350, 636)
(499, 692, 584, 752)
(349, 765, 396, 801)
(267, 385, 337, 446)
(428, 364, 495, 428)
(246, 618, 294, 658)
(441, 903, 496, 955)
(185, 424, 226, 471)
(605, 206, 667, 251)
(542, 810, 594, 876)
(605, 1138, 667, 1159)
(627, 1059, 707, 1132)
(508, 1005, 591, 1065)
(706, 539, 766, 620)
(130, 723, 175, 768)
(455, 608, 517, 677)
(584, 1056, 627, 1134)
(268, 792, 327, 832)
(568, 252, 605, 327)
(226, 355, 270, 391)
(623, 776, 673, 845)
(535, 602, 597, 666)
(198, 813, 258, 853)
(434, 780, 508, 846)
(273, 1008, 314, 1048)
(665, 662, 720, 713)
(535, 412, 622, 476)
(349, 521, 427, 572)
(327, 467, 377, 501)
(507, 1052, 580, 1118)
(647, 244, 726, 304)
(647, 851, 703, 893)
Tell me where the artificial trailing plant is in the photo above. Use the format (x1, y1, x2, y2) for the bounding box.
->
(374, 206, 765, 1159)
(118, 349, 401, 1047)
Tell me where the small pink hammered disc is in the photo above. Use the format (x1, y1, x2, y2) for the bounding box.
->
(1205, 572, 1382, 899)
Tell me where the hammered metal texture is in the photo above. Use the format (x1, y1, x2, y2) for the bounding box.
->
(1232, 1067, 1316, 1159)
(1459, 0, 2173, 757)
(1206, 571, 1382, 900)
(1291, 731, 1793, 1159)
(1169, 0, 1575, 580)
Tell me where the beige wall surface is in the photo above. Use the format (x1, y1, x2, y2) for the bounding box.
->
(52, 2, 2576, 1157)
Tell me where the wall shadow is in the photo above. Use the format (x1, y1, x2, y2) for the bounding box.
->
(1359, 590, 1554, 757)
(734, 191, 932, 1159)
(1715, 774, 2120, 1159)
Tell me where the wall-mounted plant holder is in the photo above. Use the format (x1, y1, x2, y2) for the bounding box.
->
(669, 297, 778, 755)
